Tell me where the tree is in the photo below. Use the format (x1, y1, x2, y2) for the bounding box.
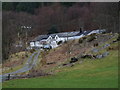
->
(2, 2, 15, 11)
(47, 25, 59, 34)
(60, 2, 76, 7)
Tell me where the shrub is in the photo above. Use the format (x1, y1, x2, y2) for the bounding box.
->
(107, 46, 118, 51)
(117, 34, 120, 41)
(102, 31, 106, 34)
(78, 38, 83, 43)
(94, 43, 98, 47)
(87, 35, 96, 42)
(82, 36, 87, 40)
(22, 56, 25, 59)
(47, 25, 59, 34)
(91, 33, 97, 36)
(78, 36, 87, 43)
(30, 49, 35, 53)
(25, 54, 28, 57)
(15, 54, 18, 57)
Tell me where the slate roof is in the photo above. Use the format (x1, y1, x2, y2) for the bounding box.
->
(83, 30, 92, 35)
(56, 31, 80, 37)
(30, 29, 106, 42)
(31, 31, 81, 42)
(31, 35, 49, 41)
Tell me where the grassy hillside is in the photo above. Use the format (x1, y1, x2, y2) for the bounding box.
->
(3, 49, 118, 88)
(2, 33, 119, 88)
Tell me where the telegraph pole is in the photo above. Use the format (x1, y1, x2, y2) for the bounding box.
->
(21, 26, 31, 56)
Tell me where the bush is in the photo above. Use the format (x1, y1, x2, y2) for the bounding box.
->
(30, 49, 35, 53)
(102, 31, 106, 34)
(22, 56, 25, 59)
(87, 35, 96, 42)
(117, 34, 120, 41)
(25, 54, 28, 57)
(78, 38, 83, 43)
(94, 43, 98, 47)
(82, 36, 87, 40)
(107, 46, 118, 51)
(47, 25, 59, 34)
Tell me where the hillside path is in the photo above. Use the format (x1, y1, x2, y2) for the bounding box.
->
(0, 50, 40, 82)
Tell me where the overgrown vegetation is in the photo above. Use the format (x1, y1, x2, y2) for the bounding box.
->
(30, 49, 36, 53)
(87, 34, 97, 42)
(78, 38, 83, 43)
(78, 36, 87, 43)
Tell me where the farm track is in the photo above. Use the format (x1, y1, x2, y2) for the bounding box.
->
(0, 50, 40, 82)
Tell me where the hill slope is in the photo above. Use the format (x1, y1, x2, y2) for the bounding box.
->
(3, 33, 119, 88)
(3, 49, 118, 88)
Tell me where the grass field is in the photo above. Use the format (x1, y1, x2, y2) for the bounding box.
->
(2, 48, 118, 88)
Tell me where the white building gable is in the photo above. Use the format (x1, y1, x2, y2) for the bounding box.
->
(50, 41, 58, 48)
(46, 36, 53, 43)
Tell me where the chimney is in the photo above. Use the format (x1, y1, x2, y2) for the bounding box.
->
(79, 27, 82, 33)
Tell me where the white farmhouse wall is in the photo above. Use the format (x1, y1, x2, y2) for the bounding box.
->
(35, 41, 43, 47)
(30, 42, 35, 47)
(59, 37, 67, 42)
(50, 41, 58, 48)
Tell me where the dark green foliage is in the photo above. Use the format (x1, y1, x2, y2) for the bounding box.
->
(2, 2, 40, 14)
(16, 2, 40, 14)
(60, 2, 76, 7)
(87, 34, 96, 42)
(2, 2, 17, 11)
(30, 49, 35, 53)
(87, 36, 96, 42)
(102, 31, 106, 34)
(2, 2, 71, 14)
(82, 36, 87, 40)
(78, 38, 83, 43)
(25, 54, 28, 57)
(48, 25, 59, 34)
(81, 54, 94, 59)
(94, 43, 99, 47)
(78, 36, 87, 43)
(107, 45, 118, 51)
(117, 34, 120, 41)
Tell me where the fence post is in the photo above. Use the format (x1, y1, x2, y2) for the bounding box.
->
(8, 74, 10, 80)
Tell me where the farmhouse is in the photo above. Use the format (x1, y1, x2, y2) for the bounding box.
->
(29, 29, 106, 49)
